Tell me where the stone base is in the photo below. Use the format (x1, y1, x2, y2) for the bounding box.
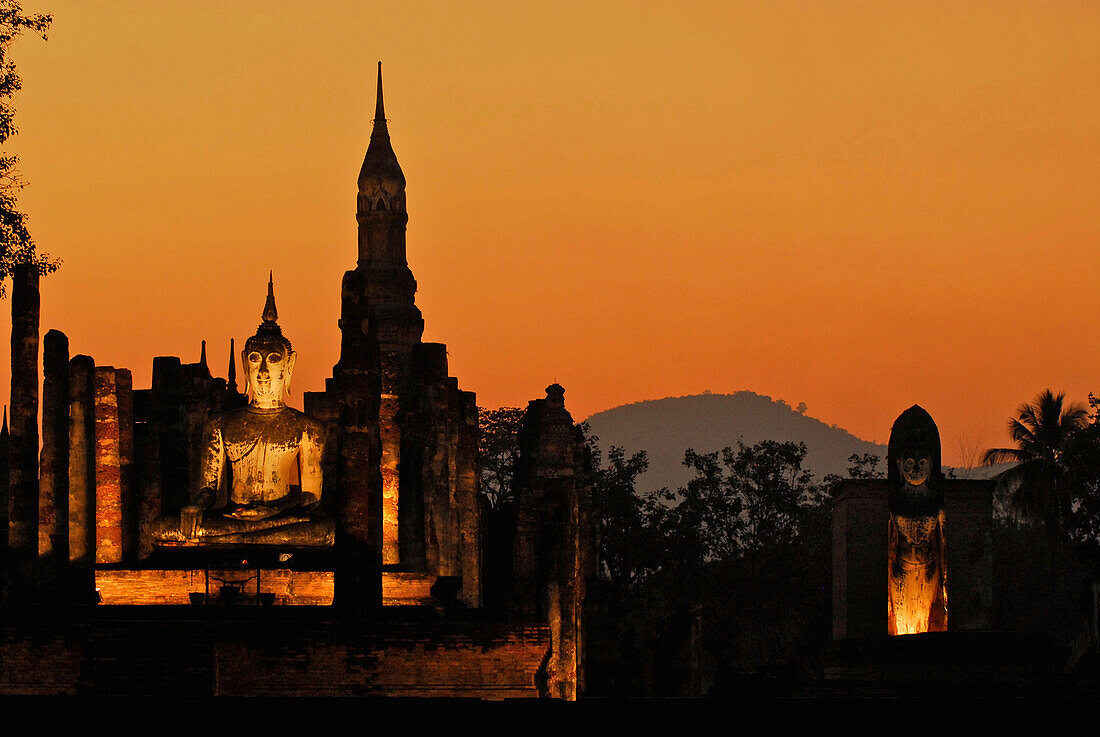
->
(96, 569, 334, 605)
(0, 607, 551, 697)
(151, 514, 335, 547)
(382, 572, 436, 606)
(823, 631, 1067, 696)
(94, 569, 440, 607)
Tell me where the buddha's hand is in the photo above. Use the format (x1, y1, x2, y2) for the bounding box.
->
(181, 505, 204, 539)
(228, 503, 278, 520)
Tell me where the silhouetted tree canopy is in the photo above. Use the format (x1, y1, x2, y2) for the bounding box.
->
(983, 389, 1090, 538)
(583, 432, 834, 695)
(0, 1, 57, 294)
(477, 406, 525, 508)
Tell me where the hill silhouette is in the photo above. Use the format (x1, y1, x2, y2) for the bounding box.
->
(584, 391, 1006, 493)
(583, 391, 888, 493)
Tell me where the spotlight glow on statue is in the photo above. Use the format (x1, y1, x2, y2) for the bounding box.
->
(153, 275, 333, 546)
(887, 405, 948, 635)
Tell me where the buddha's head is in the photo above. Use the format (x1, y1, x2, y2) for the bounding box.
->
(887, 405, 944, 500)
(243, 274, 296, 408)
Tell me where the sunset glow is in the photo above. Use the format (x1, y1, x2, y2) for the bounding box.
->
(3, 1, 1098, 466)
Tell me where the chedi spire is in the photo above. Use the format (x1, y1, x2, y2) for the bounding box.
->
(358, 61, 405, 195)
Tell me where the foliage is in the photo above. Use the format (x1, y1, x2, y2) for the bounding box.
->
(1064, 394, 1100, 567)
(676, 440, 825, 564)
(584, 433, 833, 695)
(477, 406, 525, 508)
(821, 452, 884, 493)
(588, 442, 672, 588)
(983, 389, 1089, 537)
(0, 0, 56, 295)
(586, 433, 829, 586)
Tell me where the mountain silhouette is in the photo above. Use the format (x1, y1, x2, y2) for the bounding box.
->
(583, 391, 887, 493)
(584, 391, 1005, 493)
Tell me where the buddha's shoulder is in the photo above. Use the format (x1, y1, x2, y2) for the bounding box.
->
(282, 407, 326, 438)
(208, 406, 323, 437)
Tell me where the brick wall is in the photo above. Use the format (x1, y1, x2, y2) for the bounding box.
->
(0, 609, 551, 697)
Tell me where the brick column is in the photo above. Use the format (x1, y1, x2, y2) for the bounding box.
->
(6, 265, 40, 601)
(38, 329, 69, 601)
(115, 368, 135, 561)
(94, 367, 122, 565)
(67, 355, 96, 600)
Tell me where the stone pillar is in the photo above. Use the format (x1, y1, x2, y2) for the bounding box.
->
(380, 390, 401, 566)
(331, 304, 384, 607)
(133, 420, 162, 560)
(67, 355, 96, 600)
(94, 367, 123, 565)
(115, 369, 135, 561)
(151, 356, 188, 515)
(511, 384, 593, 700)
(38, 329, 69, 601)
(336, 406, 383, 608)
(456, 391, 482, 608)
(6, 264, 40, 601)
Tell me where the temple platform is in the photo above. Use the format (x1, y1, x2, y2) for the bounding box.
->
(94, 568, 439, 607)
(0, 606, 551, 697)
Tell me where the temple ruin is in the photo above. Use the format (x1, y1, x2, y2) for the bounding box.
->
(0, 64, 594, 698)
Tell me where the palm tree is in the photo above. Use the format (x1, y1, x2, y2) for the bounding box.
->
(983, 390, 1089, 536)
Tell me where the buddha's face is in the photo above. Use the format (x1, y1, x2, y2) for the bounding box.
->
(897, 453, 932, 486)
(243, 340, 295, 408)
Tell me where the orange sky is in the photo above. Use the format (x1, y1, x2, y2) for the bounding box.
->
(2, 0, 1097, 467)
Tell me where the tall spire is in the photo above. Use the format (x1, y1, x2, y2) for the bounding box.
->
(262, 270, 278, 324)
(373, 61, 388, 137)
(199, 339, 208, 368)
(358, 61, 405, 192)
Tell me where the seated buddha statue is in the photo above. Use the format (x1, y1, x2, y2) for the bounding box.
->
(153, 276, 333, 546)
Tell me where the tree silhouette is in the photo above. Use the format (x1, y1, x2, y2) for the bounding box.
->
(982, 389, 1089, 537)
(0, 1, 57, 294)
(477, 406, 525, 508)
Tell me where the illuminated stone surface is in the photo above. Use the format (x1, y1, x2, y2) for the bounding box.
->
(95, 569, 335, 605)
(304, 62, 481, 605)
(510, 384, 594, 700)
(151, 279, 331, 546)
(93, 366, 122, 565)
(0, 70, 596, 699)
(886, 406, 947, 636)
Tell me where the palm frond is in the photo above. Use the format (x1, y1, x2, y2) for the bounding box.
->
(982, 447, 1026, 466)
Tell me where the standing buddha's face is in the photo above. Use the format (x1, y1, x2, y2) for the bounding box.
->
(897, 453, 932, 486)
(243, 340, 295, 408)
